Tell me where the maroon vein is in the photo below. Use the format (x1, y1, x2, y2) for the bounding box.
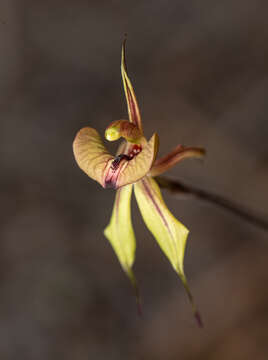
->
(141, 179, 172, 237)
(141, 178, 179, 266)
(127, 86, 138, 127)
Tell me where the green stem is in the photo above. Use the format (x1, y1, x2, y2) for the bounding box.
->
(156, 176, 268, 232)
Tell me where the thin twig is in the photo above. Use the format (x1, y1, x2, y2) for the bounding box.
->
(155, 176, 268, 232)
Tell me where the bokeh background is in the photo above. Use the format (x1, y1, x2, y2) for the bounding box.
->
(1, 1, 268, 359)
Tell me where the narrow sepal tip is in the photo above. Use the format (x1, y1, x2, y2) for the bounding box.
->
(127, 268, 142, 317)
(180, 273, 203, 328)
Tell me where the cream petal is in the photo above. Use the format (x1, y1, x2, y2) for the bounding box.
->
(114, 133, 159, 189)
(73, 127, 113, 187)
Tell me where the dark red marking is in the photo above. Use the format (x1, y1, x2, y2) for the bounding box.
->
(128, 144, 142, 159)
(111, 154, 131, 171)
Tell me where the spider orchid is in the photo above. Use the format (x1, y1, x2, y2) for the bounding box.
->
(73, 41, 205, 325)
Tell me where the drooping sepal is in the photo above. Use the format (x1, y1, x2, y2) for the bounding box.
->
(134, 177, 188, 273)
(104, 185, 141, 313)
(150, 145, 205, 177)
(104, 185, 136, 272)
(134, 177, 202, 325)
(73, 127, 113, 187)
(121, 40, 143, 133)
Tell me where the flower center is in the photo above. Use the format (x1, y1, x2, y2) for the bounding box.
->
(111, 154, 131, 170)
(111, 144, 142, 171)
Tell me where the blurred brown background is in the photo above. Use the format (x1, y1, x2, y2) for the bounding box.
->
(1, 0, 268, 359)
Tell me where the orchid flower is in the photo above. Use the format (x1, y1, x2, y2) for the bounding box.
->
(73, 41, 205, 325)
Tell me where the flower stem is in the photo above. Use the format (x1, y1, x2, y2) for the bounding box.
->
(155, 176, 268, 232)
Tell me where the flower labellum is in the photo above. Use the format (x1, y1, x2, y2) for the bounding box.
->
(73, 40, 205, 326)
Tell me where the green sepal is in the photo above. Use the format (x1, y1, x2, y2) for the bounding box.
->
(121, 40, 143, 133)
(104, 184, 141, 313)
(134, 177, 202, 325)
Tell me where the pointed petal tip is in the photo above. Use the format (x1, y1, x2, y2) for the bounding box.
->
(150, 145, 206, 177)
(194, 310, 204, 328)
(127, 268, 143, 317)
(121, 39, 143, 132)
(122, 36, 127, 56)
(153, 132, 159, 160)
(179, 272, 203, 328)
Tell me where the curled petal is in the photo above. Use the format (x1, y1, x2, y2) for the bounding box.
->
(134, 177, 202, 325)
(111, 133, 159, 189)
(73, 127, 159, 189)
(121, 40, 143, 133)
(104, 185, 141, 313)
(105, 119, 144, 143)
(150, 145, 206, 177)
(73, 127, 113, 187)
